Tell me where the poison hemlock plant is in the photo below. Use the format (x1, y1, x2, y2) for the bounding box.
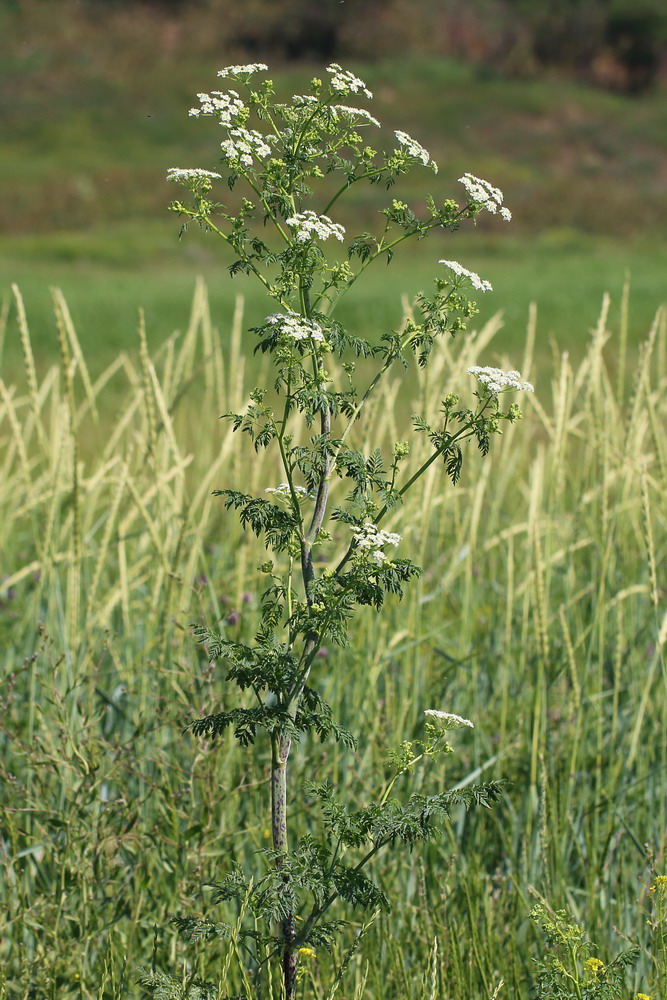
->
(150, 62, 534, 1000)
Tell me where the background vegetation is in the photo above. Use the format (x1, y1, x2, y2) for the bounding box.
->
(2, 2, 667, 996)
(6, 0, 667, 91)
(1, 3, 667, 373)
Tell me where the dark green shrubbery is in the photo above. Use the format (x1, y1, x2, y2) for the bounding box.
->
(4, 0, 666, 91)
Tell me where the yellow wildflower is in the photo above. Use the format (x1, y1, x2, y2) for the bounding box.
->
(298, 947, 316, 959)
(636, 993, 652, 999)
(584, 957, 604, 974)
(650, 875, 667, 893)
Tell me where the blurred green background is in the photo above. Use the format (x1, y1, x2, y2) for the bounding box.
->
(1, 0, 667, 374)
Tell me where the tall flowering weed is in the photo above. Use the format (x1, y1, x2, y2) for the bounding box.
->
(158, 62, 533, 1000)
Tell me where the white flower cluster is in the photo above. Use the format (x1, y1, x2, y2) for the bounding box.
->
(350, 522, 402, 565)
(189, 90, 245, 125)
(424, 710, 474, 729)
(220, 127, 271, 167)
(459, 173, 512, 222)
(394, 130, 438, 172)
(166, 167, 222, 186)
(326, 63, 373, 99)
(265, 483, 311, 500)
(264, 312, 325, 343)
(467, 366, 534, 394)
(334, 105, 381, 127)
(217, 63, 268, 79)
(439, 259, 492, 292)
(285, 211, 346, 243)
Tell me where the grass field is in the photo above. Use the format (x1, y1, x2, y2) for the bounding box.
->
(2, 280, 667, 998)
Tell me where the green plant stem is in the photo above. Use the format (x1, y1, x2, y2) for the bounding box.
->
(332, 359, 402, 462)
(272, 280, 333, 998)
(294, 842, 383, 951)
(244, 174, 291, 245)
(379, 754, 426, 806)
(333, 419, 477, 576)
(271, 730, 297, 999)
(298, 285, 331, 632)
(316, 209, 470, 314)
(178, 209, 291, 309)
(288, 745, 449, 954)
(322, 167, 387, 216)
(566, 942, 583, 1000)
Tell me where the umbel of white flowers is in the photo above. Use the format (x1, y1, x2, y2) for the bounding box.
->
(458, 173, 512, 221)
(350, 522, 402, 566)
(424, 710, 475, 729)
(265, 484, 314, 502)
(165, 62, 513, 228)
(285, 211, 346, 243)
(467, 366, 535, 394)
(439, 260, 493, 292)
(264, 312, 326, 342)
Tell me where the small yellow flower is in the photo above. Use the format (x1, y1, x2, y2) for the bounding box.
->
(636, 993, 652, 999)
(584, 957, 604, 974)
(650, 875, 667, 893)
(298, 947, 316, 960)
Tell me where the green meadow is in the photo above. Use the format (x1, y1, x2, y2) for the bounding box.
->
(1, 54, 666, 372)
(2, 232, 666, 378)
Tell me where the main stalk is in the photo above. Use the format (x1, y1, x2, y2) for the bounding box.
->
(273, 294, 331, 995)
(272, 730, 297, 998)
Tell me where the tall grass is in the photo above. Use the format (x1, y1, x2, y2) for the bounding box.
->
(1, 280, 666, 998)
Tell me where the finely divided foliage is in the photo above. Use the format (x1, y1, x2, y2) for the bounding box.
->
(164, 62, 532, 1000)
